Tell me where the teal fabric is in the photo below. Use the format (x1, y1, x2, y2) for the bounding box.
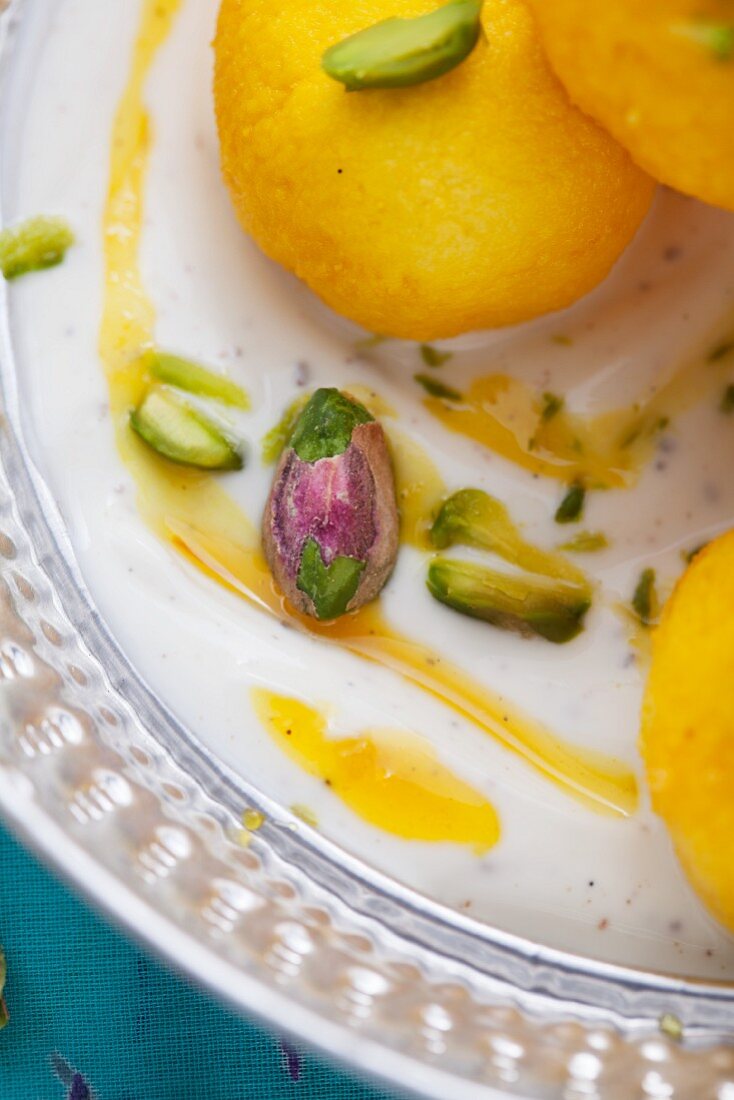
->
(0, 825, 406, 1099)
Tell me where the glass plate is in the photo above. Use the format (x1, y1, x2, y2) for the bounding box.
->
(0, 2, 732, 1097)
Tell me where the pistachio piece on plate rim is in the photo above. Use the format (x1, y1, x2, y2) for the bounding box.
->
(322, 0, 484, 91)
(0, 215, 74, 280)
(263, 388, 399, 620)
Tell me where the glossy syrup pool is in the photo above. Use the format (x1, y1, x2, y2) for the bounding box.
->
(5, 0, 734, 978)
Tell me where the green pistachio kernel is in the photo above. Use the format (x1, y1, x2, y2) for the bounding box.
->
(143, 351, 250, 409)
(0, 216, 74, 280)
(672, 19, 734, 61)
(555, 481, 586, 524)
(541, 392, 564, 421)
(297, 536, 365, 620)
(558, 531, 609, 554)
(427, 557, 590, 643)
(130, 388, 243, 470)
(414, 373, 462, 400)
(420, 344, 452, 368)
(632, 567, 659, 627)
(290, 388, 373, 462)
(322, 0, 484, 91)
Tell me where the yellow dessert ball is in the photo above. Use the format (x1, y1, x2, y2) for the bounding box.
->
(526, 0, 734, 211)
(214, 0, 654, 340)
(641, 531, 734, 934)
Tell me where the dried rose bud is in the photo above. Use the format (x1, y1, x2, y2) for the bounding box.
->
(263, 388, 399, 620)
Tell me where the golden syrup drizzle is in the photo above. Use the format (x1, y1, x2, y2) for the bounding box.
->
(386, 426, 446, 548)
(252, 690, 500, 852)
(167, 518, 637, 818)
(98, 0, 637, 827)
(98, 0, 254, 547)
(424, 350, 732, 488)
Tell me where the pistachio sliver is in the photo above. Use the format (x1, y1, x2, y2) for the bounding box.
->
(144, 351, 250, 409)
(414, 373, 462, 400)
(322, 0, 484, 92)
(420, 344, 452, 368)
(555, 480, 586, 524)
(427, 558, 590, 643)
(0, 215, 74, 280)
(130, 388, 243, 470)
(632, 567, 659, 627)
(558, 530, 609, 554)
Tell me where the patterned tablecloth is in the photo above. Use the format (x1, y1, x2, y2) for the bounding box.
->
(0, 824, 406, 1100)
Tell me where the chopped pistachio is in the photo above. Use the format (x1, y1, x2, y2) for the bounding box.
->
(0, 215, 74, 279)
(672, 19, 734, 61)
(541, 392, 564, 421)
(322, 0, 484, 91)
(414, 373, 462, 400)
(130, 388, 243, 470)
(420, 344, 452, 368)
(263, 389, 399, 620)
(427, 558, 590, 643)
(261, 394, 310, 464)
(555, 481, 586, 524)
(551, 334, 573, 346)
(558, 531, 609, 554)
(720, 384, 734, 413)
(659, 1013, 684, 1041)
(632, 567, 659, 626)
(143, 350, 249, 408)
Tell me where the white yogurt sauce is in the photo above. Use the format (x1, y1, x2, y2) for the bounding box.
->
(5, 0, 734, 977)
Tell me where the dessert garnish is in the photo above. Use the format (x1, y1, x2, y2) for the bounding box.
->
(263, 388, 399, 620)
(130, 388, 243, 470)
(322, 0, 484, 91)
(0, 215, 74, 279)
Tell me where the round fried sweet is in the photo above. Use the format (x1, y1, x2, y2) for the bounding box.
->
(214, 0, 654, 340)
(641, 531, 734, 933)
(527, 0, 734, 211)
